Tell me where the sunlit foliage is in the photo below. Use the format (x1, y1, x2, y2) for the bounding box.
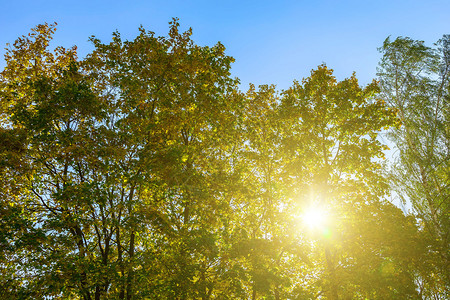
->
(0, 21, 446, 299)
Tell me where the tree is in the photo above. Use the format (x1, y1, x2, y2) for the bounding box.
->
(279, 65, 420, 299)
(84, 19, 240, 300)
(0, 20, 240, 299)
(0, 23, 104, 299)
(229, 84, 294, 300)
(378, 35, 450, 299)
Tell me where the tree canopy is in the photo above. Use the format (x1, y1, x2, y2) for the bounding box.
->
(0, 21, 448, 299)
(378, 35, 449, 299)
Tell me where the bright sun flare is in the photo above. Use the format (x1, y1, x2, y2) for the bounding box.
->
(302, 206, 327, 229)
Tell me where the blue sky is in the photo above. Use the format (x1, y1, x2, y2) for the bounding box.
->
(1, 0, 449, 90)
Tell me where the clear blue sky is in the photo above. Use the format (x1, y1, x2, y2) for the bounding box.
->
(1, 0, 449, 90)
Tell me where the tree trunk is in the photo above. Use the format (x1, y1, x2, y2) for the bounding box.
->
(324, 244, 339, 300)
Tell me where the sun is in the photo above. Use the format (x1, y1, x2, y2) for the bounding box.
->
(302, 205, 327, 229)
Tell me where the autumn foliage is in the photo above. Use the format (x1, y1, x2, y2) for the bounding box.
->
(0, 21, 448, 299)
